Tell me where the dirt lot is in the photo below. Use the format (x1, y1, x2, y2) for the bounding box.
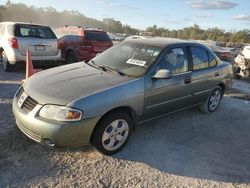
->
(0, 63, 250, 187)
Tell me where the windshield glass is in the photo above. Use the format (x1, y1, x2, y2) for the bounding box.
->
(92, 41, 162, 77)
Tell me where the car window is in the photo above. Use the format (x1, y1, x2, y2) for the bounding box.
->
(157, 47, 188, 74)
(208, 51, 217, 67)
(15, 24, 57, 39)
(191, 46, 209, 70)
(85, 31, 111, 41)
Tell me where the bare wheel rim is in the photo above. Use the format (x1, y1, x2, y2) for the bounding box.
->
(102, 119, 129, 151)
(208, 89, 221, 111)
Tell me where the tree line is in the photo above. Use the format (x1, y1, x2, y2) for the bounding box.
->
(0, 1, 138, 34)
(0, 1, 249, 43)
(145, 24, 250, 44)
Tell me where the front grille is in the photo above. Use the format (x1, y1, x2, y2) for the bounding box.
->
(22, 97, 38, 112)
(16, 87, 38, 112)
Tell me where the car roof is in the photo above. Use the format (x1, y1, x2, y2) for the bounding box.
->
(0, 21, 50, 27)
(126, 37, 200, 48)
(62, 25, 105, 32)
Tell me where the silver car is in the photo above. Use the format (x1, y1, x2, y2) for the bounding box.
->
(0, 22, 61, 71)
(12, 38, 233, 155)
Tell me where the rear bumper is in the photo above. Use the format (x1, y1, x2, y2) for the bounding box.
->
(7, 49, 62, 65)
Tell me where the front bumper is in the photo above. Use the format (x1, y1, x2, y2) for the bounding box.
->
(12, 94, 100, 147)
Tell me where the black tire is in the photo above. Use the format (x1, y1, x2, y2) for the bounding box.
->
(235, 74, 242, 79)
(200, 86, 223, 114)
(91, 111, 133, 155)
(65, 51, 77, 64)
(2, 51, 13, 72)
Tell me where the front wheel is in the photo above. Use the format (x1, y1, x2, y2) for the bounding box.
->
(91, 111, 132, 155)
(200, 86, 223, 114)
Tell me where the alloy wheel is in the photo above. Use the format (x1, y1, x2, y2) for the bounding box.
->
(208, 89, 221, 111)
(101, 119, 129, 151)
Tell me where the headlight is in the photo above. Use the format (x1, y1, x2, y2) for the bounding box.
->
(39, 105, 82, 122)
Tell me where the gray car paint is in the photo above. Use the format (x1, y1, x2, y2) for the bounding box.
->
(23, 41, 233, 123)
(13, 38, 233, 147)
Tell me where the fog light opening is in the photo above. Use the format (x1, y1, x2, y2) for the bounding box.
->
(43, 138, 55, 147)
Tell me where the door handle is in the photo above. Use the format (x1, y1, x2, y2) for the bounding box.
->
(184, 78, 191, 84)
(215, 72, 220, 77)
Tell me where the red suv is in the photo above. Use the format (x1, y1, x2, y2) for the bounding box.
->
(54, 26, 113, 64)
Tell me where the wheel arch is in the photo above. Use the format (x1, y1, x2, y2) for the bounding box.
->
(217, 83, 225, 95)
(90, 106, 137, 142)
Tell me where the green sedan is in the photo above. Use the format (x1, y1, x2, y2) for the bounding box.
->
(13, 38, 233, 155)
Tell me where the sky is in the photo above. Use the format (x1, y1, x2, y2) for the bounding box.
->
(1, 0, 250, 31)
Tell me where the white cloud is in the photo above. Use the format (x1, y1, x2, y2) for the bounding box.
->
(183, 18, 192, 22)
(187, 0, 237, 10)
(197, 13, 213, 18)
(233, 14, 250, 21)
(108, 3, 119, 7)
(107, 3, 138, 10)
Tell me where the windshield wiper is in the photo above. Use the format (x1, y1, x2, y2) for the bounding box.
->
(86, 60, 127, 76)
(86, 59, 107, 71)
(103, 66, 127, 76)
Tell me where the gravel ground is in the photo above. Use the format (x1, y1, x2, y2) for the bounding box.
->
(0, 63, 250, 188)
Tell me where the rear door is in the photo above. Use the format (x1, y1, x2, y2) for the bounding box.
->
(188, 45, 220, 104)
(15, 24, 58, 56)
(84, 31, 113, 53)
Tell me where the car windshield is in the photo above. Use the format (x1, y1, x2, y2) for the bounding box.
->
(92, 41, 162, 77)
(15, 24, 57, 39)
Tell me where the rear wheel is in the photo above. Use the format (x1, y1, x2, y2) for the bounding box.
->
(91, 111, 132, 155)
(2, 51, 13, 72)
(65, 51, 77, 64)
(200, 86, 223, 114)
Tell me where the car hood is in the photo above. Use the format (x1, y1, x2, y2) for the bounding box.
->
(23, 62, 134, 105)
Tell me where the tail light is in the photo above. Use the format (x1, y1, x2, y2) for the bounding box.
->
(8, 38, 18, 49)
(57, 40, 63, 49)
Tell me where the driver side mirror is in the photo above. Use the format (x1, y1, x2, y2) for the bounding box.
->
(152, 69, 172, 79)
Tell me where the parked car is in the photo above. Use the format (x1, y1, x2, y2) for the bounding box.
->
(0, 22, 61, 71)
(13, 38, 233, 155)
(196, 40, 233, 61)
(234, 46, 250, 78)
(54, 26, 113, 64)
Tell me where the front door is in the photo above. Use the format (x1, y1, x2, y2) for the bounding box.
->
(141, 47, 193, 121)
